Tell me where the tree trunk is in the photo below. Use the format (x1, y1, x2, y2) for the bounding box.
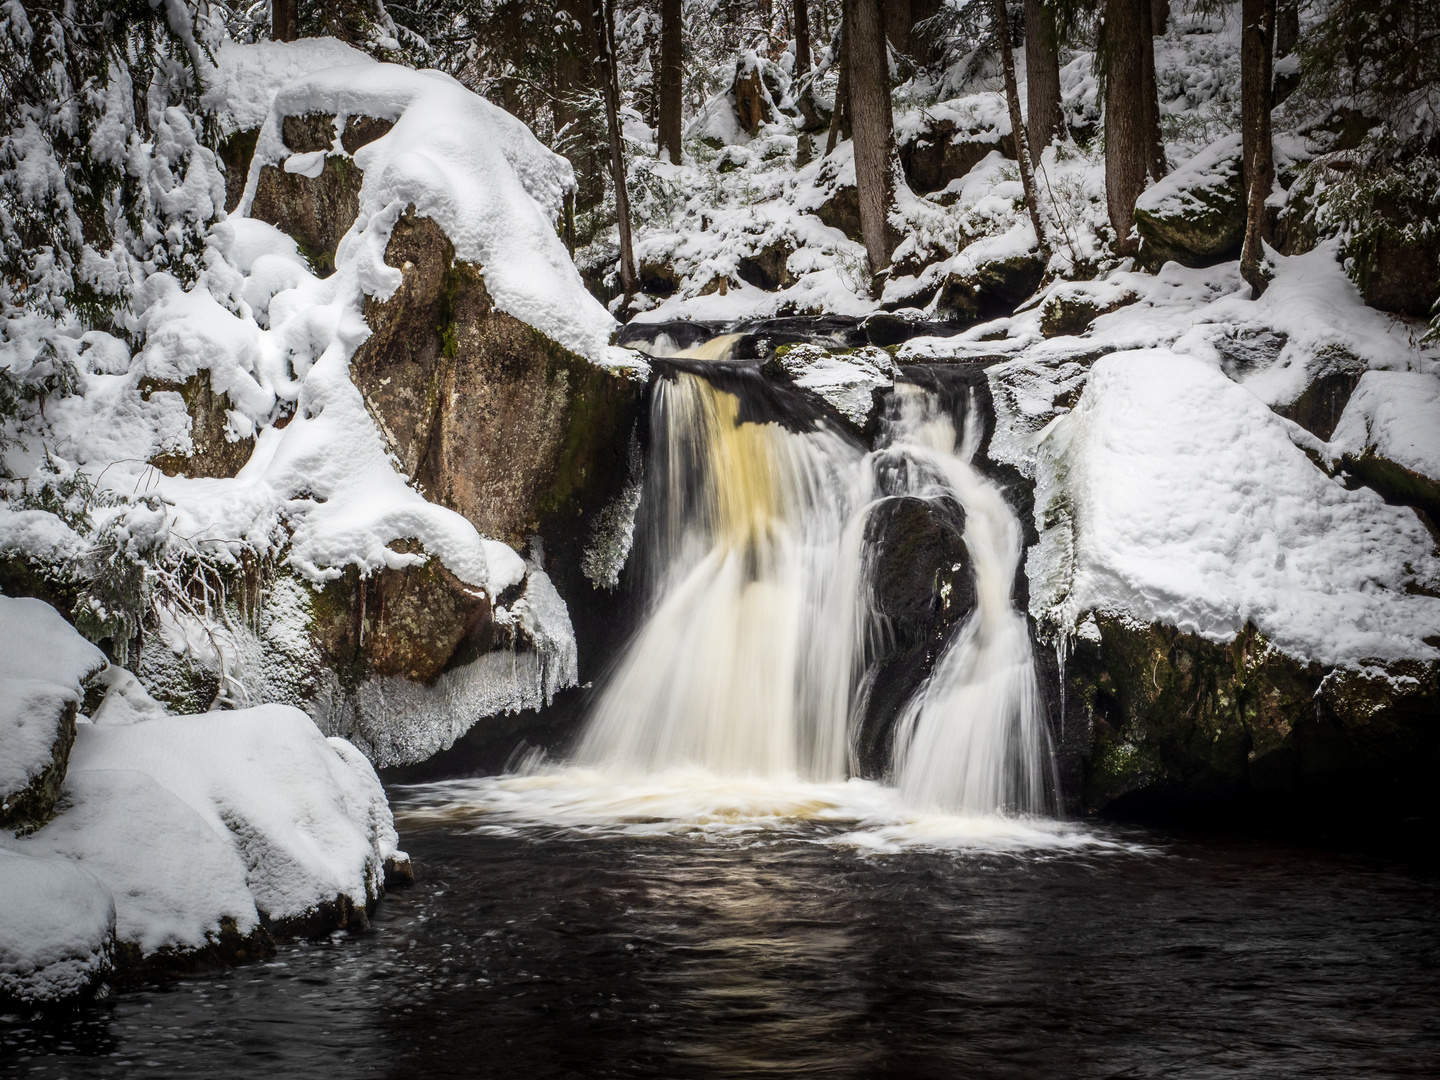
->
(1103, 0, 1148, 255)
(1272, 0, 1299, 105)
(1151, 0, 1168, 36)
(1239, 0, 1275, 298)
(795, 0, 812, 76)
(1140, 0, 1167, 179)
(1024, 0, 1063, 150)
(593, 0, 637, 296)
(883, 0, 912, 53)
(658, 0, 683, 164)
(847, 0, 897, 275)
(825, 16, 848, 154)
(272, 0, 298, 42)
(994, 0, 1051, 264)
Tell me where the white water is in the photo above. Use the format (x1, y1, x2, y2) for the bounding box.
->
(541, 355, 1059, 835)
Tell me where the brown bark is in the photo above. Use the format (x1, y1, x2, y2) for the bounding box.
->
(994, 0, 1051, 263)
(883, 0, 911, 52)
(659, 0, 683, 164)
(272, 0, 298, 42)
(825, 16, 848, 154)
(847, 0, 897, 274)
(795, 0, 812, 76)
(1103, 0, 1148, 254)
(1139, 0, 1167, 179)
(1024, 0, 1063, 150)
(593, 0, 637, 296)
(1239, 0, 1275, 298)
(1151, 0, 1169, 36)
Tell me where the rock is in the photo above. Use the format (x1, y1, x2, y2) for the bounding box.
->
(1039, 285, 1140, 338)
(308, 539, 495, 688)
(814, 179, 864, 244)
(0, 848, 115, 1007)
(1361, 228, 1440, 320)
(350, 209, 641, 551)
(852, 495, 974, 774)
(767, 343, 897, 431)
(638, 256, 679, 296)
(731, 54, 774, 135)
(1329, 370, 1440, 530)
(1134, 133, 1245, 268)
(0, 596, 107, 832)
(249, 112, 393, 277)
(737, 239, 797, 290)
(899, 118, 1016, 196)
(143, 369, 256, 480)
(934, 252, 1046, 322)
(1060, 616, 1440, 820)
(218, 128, 259, 214)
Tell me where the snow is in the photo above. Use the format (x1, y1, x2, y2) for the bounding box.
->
(0, 596, 106, 803)
(204, 38, 377, 134)
(775, 344, 898, 427)
(0, 847, 114, 1004)
(1134, 132, 1242, 221)
(241, 61, 616, 361)
(65, 705, 400, 922)
(1028, 349, 1440, 667)
(1329, 371, 1440, 480)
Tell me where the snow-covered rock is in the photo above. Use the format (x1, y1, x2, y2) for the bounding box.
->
(1134, 133, 1245, 266)
(0, 848, 114, 1006)
(772, 344, 898, 429)
(0, 596, 107, 829)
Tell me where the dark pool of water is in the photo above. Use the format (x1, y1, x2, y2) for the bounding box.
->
(3, 805, 1438, 1080)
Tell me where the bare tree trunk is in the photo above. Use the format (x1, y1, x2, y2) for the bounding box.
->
(273, 0, 298, 42)
(847, 0, 897, 274)
(994, 0, 1051, 264)
(825, 16, 848, 154)
(658, 0, 683, 164)
(1024, 0, 1062, 150)
(1103, 0, 1148, 255)
(1239, 0, 1275, 298)
(883, 0, 912, 53)
(1272, 0, 1299, 105)
(1140, 0, 1167, 179)
(795, 0, 812, 76)
(593, 0, 637, 297)
(1151, 0, 1168, 36)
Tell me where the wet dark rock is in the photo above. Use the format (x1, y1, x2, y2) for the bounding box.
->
(1338, 452, 1440, 539)
(1039, 289, 1139, 338)
(1059, 616, 1440, 822)
(1275, 369, 1362, 442)
(617, 320, 730, 353)
(142, 370, 255, 480)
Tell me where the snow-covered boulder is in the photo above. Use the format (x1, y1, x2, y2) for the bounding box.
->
(770, 343, 898, 430)
(895, 94, 1015, 196)
(0, 596, 107, 830)
(0, 848, 114, 1006)
(1134, 133, 1245, 267)
(1329, 370, 1440, 525)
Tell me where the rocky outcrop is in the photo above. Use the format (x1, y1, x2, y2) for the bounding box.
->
(899, 117, 1016, 196)
(249, 112, 393, 276)
(934, 252, 1046, 321)
(1058, 616, 1440, 821)
(143, 370, 256, 480)
(737, 239, 797, 290)
(1134, 134, 1245, 268)
(1039, 286, 1140, 338)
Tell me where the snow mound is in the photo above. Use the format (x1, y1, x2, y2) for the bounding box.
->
(242, 62, 615, 361)
(0, 595, 106, 803)
(1330, 370, 1440, 480)
(68, 705, 400, 921)
(1030, 349, 1440, 667)
(23, 768, 260, 956)
(205, 37, 377, 133)
(0, 847, 114, 1005)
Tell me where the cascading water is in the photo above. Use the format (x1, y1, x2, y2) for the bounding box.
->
(572, 351, 1058, 818)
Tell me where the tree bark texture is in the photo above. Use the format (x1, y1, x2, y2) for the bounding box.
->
(593, 0, 637, 295)
(825, 15, 848, 154)
(1140, 0, 1167, 179)
(883, 0, 912, 52)
(994, 0, 1051, 263)
(658, 0, 683, 164)
(1103, 0, 1149, 254)
(1024, 0, 1063, 149)
(272, 0, 298, 42)
(847, 0, 897, 274)
(1151, 0, 1169, 35)
(1239, 0, 1275, 297)
(795, 0, 812, 76)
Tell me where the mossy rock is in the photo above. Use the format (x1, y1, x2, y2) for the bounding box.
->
(1062, 615, 1440, 821)
(143, 370, 255, 480)
(1134, 134, 1245, 268)
(935, 253, 1045, 322)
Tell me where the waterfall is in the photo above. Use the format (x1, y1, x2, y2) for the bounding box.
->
(572, 355, 1057, 817)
